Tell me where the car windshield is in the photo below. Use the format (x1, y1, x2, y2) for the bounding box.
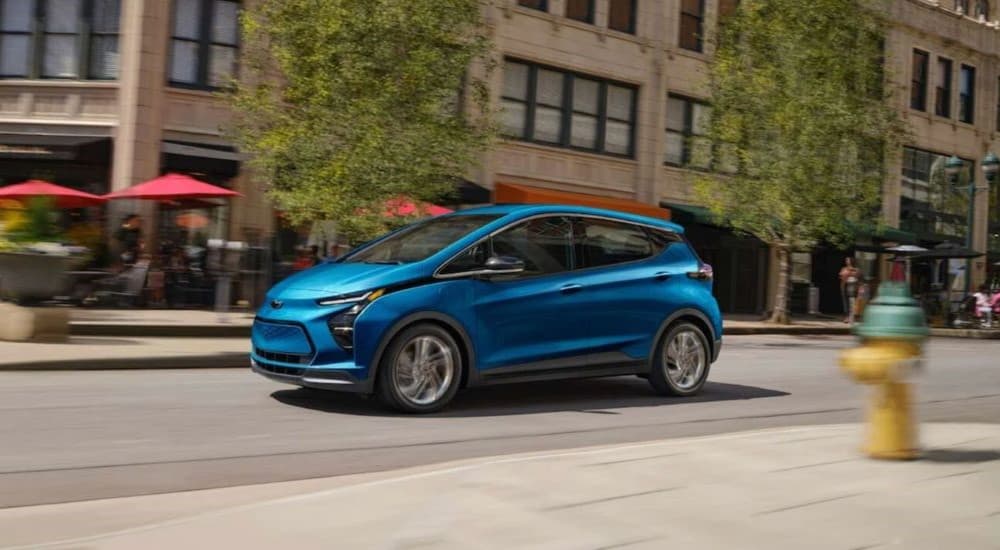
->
(342, 214, 501, 264)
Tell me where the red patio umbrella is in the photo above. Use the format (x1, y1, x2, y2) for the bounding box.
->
(384, 198, 452, 218)
(103, 173, 241, 200)
(0, 180, 106, 208)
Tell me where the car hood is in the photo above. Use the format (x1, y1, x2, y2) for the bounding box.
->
(270, 261, 427, 297)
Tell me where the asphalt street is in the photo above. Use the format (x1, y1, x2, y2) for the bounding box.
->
(1, 335, 997, 508)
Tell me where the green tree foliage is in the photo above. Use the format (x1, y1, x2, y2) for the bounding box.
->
(697, 0, 907, 323)
(230, 0, 495, 243)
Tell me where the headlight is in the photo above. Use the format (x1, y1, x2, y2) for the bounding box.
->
(326, 289, 385, 350)
(317, 288, 384, 306)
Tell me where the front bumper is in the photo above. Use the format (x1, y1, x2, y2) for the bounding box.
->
(250, 356, 372, 393)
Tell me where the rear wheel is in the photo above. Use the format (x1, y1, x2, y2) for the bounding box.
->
(376, 324, 462, 413)
(648, 322, 710, 396)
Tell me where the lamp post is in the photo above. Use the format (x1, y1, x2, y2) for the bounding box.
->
(946, 153, 999, 294)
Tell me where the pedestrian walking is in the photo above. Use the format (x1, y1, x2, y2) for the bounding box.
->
(839, 257, 860, 324)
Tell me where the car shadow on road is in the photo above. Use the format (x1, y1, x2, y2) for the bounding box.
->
(920, 449, 1000, 463)
(271, 378, 790, 417)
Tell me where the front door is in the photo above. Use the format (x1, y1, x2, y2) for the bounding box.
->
(468, 216, 589, 370)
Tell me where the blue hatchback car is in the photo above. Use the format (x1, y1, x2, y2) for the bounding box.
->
(251, 204, 722, 413)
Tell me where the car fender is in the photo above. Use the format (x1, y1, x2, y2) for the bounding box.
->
(650, 308, 721, 367)
(367, 311, 479, 391)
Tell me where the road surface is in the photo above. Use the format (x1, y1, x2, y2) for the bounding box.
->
(1, 334, 997, 508)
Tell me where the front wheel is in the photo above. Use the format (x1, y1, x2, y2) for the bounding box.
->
(648, 322, 711, 397)
(376, 323, 462, 413)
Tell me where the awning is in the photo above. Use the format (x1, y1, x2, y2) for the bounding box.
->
(0, 133, 110, 162)
(659, 201, 716, 226)
(849, 221, 917, 244)
(494, 182, 670, 220)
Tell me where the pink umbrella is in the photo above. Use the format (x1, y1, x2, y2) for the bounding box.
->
(103, 173, 241, 200)
(384, 197, 452, 218)
(0, 180, 106, 208)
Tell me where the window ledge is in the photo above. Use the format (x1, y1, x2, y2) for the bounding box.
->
(669, 47, 710, 62)
(167, 86, 224, 100)
(0, 79, 119, 89)
(502, 139, 638, 165)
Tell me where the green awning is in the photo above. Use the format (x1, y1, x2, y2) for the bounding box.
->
(660, 202, 719, 226)
(850, 221, 917, 244)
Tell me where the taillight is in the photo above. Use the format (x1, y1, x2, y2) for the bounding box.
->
(687, 264, 713, 281)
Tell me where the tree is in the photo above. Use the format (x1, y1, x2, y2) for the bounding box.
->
(230, 0, 495, 243)
(697, 0, 907, 324)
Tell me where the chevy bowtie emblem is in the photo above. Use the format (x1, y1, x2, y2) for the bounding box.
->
(270, 300, 283, 309)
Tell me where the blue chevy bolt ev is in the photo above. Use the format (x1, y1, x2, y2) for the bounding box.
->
(251, 204, 722, 413)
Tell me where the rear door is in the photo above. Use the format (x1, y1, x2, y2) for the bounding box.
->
(569, 217, 683, 357)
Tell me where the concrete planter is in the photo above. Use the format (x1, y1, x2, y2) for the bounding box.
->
(0, 302, 69, 342)
(0, 251, 78, 304)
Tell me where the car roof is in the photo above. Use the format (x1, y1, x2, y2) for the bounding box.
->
(452, 204, 685, 233)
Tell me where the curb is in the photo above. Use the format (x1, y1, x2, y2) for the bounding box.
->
(0, 353, 249, 371)
(724, 326, 850, 336)
(71, 323, 251, 338)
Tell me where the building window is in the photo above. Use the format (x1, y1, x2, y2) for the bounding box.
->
(501, 59, 637, 157)
(679, 0, 705, 52)
(975, 0, 989, 18)
(959, 64, 975, 123)
(900, 146, 974, 239)
(517, 0, 547, 11)
(665, 95, 712, 170)
(565, 0, 593, 23)
(169, 0, 240, 89)
(955, 0, 969, 14)
(910, 49, 929, 111)
(935, 57, 952, 118)
(718, 0, 740, 21)
(0, 0, 120, 79)
(608, 0, 636, 34)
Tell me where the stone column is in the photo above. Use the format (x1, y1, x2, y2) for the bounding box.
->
(110, 0, 170, 244)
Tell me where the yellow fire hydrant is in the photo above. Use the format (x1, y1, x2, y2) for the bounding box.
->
(839, 282, 929, 460)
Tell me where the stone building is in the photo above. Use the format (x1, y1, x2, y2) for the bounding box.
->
(0, 0, 996, 313)
(481, 0, 1000, 314)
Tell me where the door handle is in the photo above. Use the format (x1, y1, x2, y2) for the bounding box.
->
(559, 283, 583, 294)
(653, 272, 671, 281)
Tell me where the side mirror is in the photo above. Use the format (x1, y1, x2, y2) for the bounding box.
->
(482, 255, 525, 275)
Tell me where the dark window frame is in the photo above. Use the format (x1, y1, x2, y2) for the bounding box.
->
(959, 63, 975, 124)
(955, 0, 970, 14)
(679, 0, 705, 53)
(607, 0, 637, 34)
(501, 58, 638, 159)
(665, 93, 712, 170)
(975, 0, 989, 18)
(910, 49, 929, 112)
(168, 0, 240, 91)
(565, 0, 594, 24)
(935, 56, 952, 118)
(0, 0, 120, 80)
(517, 0, 548, 12)
(995, 76, 1000, 133)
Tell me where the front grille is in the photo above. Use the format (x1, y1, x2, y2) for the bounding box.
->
(254, 359, 305, 377)
(255, 348, 309, 365)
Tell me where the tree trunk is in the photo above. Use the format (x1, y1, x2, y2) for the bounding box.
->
(769, 243, 791, 324)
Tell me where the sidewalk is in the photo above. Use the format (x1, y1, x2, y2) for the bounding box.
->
(2, 423, 997, 550)
(0, 336, 249, 370)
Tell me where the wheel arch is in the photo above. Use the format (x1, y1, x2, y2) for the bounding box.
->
(368, 312, 477, 392)
(651, 308, 718, 366)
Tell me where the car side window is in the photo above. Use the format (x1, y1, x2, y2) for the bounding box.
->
(490, 216, 573, 277)
(439, 242, 490, 275)
(573, 218, 662, 269)
(645, 228, 683, 255)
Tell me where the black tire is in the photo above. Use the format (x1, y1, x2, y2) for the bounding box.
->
(648, 321, 711, 397)
(375, 323, 462, 413)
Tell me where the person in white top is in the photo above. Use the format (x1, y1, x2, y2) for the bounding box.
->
(973, 285, 993, 328)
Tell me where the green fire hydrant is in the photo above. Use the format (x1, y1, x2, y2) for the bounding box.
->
(839, 282, 929, 460)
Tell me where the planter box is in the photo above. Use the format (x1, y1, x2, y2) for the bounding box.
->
(0, 251, 78, 304)
(0, 302, 68, 342)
